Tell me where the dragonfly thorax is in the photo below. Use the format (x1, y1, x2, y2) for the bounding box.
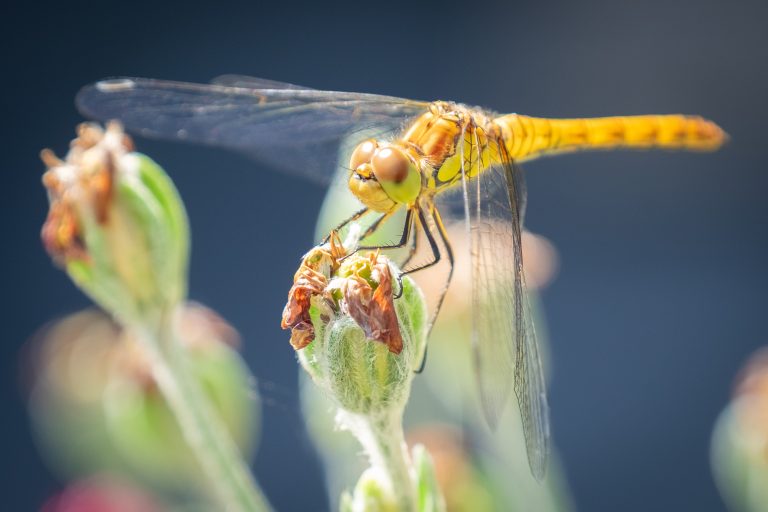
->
(347, 102, 498, 213)
(402, 101, 496, 191)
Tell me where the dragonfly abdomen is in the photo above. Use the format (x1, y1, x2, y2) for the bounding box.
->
(494, 114, 726, 162)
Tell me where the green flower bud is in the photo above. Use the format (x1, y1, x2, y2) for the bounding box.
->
(41, 122, 189, 324)
(340, 468, 398, 512)
(338, 446, 446, 512)
(284, 232, 434, 512)
(283, 234, 427, 417)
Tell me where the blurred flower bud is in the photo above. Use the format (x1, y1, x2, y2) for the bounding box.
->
(104, 303, 258, 491)
(712, 348, 768, 512)
(340, 468, 398, 512)
(26, 304, 258, 494)
(41, 475, 165, 512)
(283, 233, 427, 417)
(26, 310, 126, 477)
(41, 122, 189, 324)
(339, 446, 445, 512)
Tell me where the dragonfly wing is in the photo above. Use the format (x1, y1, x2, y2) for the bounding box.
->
(211, 74, 315, 90)
(76, 77, 428, 183)
(459, 131, 550, 480)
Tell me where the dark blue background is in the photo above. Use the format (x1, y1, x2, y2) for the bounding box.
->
(3, 0, 766, 510)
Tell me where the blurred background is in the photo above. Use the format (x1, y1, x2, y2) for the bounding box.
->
(3, 0, 767, 510)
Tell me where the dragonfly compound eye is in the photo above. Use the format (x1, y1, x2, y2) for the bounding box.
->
(372, 147, 410, 183)
(349, 139, 378, 170)
(371, 146, 422, 205)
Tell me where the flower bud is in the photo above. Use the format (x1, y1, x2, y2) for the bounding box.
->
(26, 304, 258, 494)
(41, 476, 164, 512)
(340, 468, 398, 512)
(339, 446, 445, 512)
(41, 122, 189, 324)
(412, 444, 447, 512)
(712, 348, 768, 512)
(283, 234, 427, 417)
(104, 303, 259, 491)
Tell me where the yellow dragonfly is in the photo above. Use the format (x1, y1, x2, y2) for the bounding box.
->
(76, 75, 726, 480)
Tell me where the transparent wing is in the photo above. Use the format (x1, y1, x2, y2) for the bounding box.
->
(76, 77, 429, 183)
(459, 130, 550, 480)
(211, 74, 315, 90)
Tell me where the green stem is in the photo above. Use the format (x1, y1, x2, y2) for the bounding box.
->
(135, 308, 272, 512)
(342, 409, 417, 511)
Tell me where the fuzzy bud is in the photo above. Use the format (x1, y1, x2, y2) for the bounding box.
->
(283, 233, 427, 417)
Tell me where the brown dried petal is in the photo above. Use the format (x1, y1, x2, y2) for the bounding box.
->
(288, 322, 316, 350)
(342, 260, 403, 354)
(282, 266, 328, 349)
(369, 260, 404, 354)
(41, 200, 87, 265)
(342, 274, 373, 327)
(282, 233, 351, 350)
(282, 236, 405, 354)
(297, 232, 345, 277)
(40, 122, 133, 265)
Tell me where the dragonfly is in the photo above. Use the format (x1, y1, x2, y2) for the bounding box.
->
(76, 75, 726, 480)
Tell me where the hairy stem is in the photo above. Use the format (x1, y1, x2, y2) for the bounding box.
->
(340, 408, 417, 511)
(135, 308, 272, 512)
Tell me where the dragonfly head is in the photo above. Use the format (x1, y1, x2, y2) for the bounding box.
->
(347, 139, 422, 213)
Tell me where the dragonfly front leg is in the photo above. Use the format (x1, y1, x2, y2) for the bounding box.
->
(322, 207, 370, 243)
(355, 208, 413, 252)
(338, 208, 415, 299)
(360, 210, 395, 241)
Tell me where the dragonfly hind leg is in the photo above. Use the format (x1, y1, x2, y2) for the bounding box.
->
(399, 220, 420, 268)
(403, 207, 454, 281)
(407, 206, 455, 372)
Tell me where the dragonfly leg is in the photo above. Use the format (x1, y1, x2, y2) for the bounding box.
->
(427, 205, 455, 326)
(400, 222, 419, 268)
(322, 207, 370, 243)
(355, 208, 413, 252)
(360, 210, 394, 240)
(402, 207, 444, 274)
(407, 205, 455, 373)
(340, 208, 414, 299)
(339, 207, 415, 300)
(391, 232, 420, 300)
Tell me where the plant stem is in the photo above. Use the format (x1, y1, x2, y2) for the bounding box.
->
(341, 408, 417, 511)
(135, 308, 272, 512)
